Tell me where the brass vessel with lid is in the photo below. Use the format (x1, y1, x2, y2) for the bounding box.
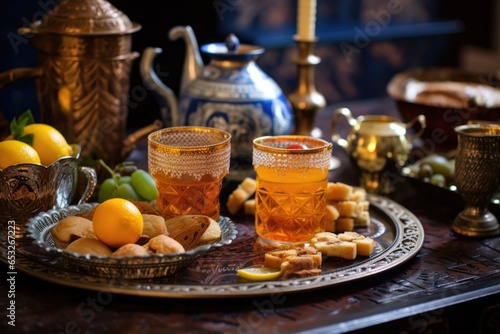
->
(0, 0, 161, 166)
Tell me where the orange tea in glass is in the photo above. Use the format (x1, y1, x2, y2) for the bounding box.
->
(148, 126, 231, 220)
(253, 136, 332, 244)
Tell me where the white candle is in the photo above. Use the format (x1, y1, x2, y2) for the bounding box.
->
(297, 0, 317, 41)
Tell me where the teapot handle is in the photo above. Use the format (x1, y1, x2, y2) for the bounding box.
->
(405, 114, 427, 143)
(0, 67, 42, 89)
(331, 107, 356, 149)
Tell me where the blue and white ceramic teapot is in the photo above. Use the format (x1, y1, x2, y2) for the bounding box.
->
(140, 26, 293, 165)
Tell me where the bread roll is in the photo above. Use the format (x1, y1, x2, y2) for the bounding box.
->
(142, 214, 168, 238)
(145, 234, 185, 254)
(198, 218, 221, 244)
(66, 237, 112, 256)
(51, 216, 96, 248)
(164, 215, 210, 250)
(112, 244, 150, 257)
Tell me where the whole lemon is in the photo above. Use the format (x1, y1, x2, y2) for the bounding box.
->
(0, 140, 41, 169)
(92, 198, 144, 248)
(24, 123, 72, 166)
(22, 124, 72, 165)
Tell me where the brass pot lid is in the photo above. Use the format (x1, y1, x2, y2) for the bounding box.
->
(32, 0, 141, 35)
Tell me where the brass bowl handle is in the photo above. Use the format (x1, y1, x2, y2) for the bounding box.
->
(331, 107, 355, 149)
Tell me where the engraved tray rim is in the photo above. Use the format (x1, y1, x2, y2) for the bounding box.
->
(1, 194, 425, 298)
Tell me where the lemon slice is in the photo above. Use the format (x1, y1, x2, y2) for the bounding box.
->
(236, 266, 282, 281)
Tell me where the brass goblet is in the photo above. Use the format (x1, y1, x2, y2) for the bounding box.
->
(453, 124, 500, 237)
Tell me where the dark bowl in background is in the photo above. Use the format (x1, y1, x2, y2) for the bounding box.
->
(387, 67, 500, 152)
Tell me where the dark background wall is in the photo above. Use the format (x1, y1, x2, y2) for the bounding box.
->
(1, 0, 498, 131)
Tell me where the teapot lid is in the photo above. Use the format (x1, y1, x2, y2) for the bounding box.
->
(200, 34, 264, 61)
(32, 0, 141, 35)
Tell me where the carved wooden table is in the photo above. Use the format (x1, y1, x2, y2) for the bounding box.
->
(1, 98, 499, 333)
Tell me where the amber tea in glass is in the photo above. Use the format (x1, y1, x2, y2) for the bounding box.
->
(253, 136, 332, 244)
(148, 127, 231, 220)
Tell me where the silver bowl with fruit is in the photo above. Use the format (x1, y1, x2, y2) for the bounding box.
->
(26, 203, 237, 279)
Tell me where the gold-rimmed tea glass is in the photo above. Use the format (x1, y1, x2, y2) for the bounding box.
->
(253, 135, 333, 244)
(148, 126, 231, 220)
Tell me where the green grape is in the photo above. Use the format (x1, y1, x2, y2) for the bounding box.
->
(430, 174, 446, 187)
(418, 154, 454, 180)
(98, 178, 117, 203)
(117, 175, 131, 185)
(112, 183, 140, 201)
(130, 169, 159, 201)
(114, 161, 138, 176)
(418, 163, 433, 180)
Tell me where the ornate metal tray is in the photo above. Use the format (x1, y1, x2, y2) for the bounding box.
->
(1, 194, 424, 298)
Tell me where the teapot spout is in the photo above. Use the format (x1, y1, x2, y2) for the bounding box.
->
(169, 25, 204, 95)
(140, 47, 180, 127)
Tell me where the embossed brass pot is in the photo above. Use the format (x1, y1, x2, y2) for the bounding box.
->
(332, 108, 426, 194)
(0, 0, 161, 166)
(453, 124, 500, 237)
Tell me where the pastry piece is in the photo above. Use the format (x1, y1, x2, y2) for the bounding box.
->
(51, 216, 96, 248)
(164, 215, 210, 250)
(264, 247, 322, 270)
(330, 201, 359, 218)
(354, 211, 370, 227)
(310, 231, 339, 244)
(198, 217, 221, 244)
(325, 182, 371, 232)
(351, 187, 366, 202)
(313, 240, 357, 260)
(142, 214, 168, 238)
(280, 257, 322, 279)
(145, 234, 185, 254)
(129, 200, 160, 215)
(226, 177, 256, 214)
(112, 243, 150, 257)
(326, 182, 353, 201)
(66, 237, 112, 256)
(335, 217, 354, 233)
(323, 205, 340, 232)
(244, 199, 256, 215)
(338, 231, 375, 256)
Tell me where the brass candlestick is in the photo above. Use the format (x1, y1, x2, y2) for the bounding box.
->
(288, 36, 326, 136)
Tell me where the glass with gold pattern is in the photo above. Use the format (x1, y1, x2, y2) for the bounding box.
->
(148, 126, 231, 220)
(253, 135, 332, 244)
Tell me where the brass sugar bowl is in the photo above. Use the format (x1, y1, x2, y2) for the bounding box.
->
(332, 108, 426, 194)
(0, 0, 161, 167)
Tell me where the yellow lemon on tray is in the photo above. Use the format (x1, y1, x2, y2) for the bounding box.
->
(92, 198, 144, 248)
(21, 123, 72, 165)
(0, 140, 41, 169)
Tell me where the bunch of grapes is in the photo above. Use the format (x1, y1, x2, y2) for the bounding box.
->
(97, 160, 159, 203)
